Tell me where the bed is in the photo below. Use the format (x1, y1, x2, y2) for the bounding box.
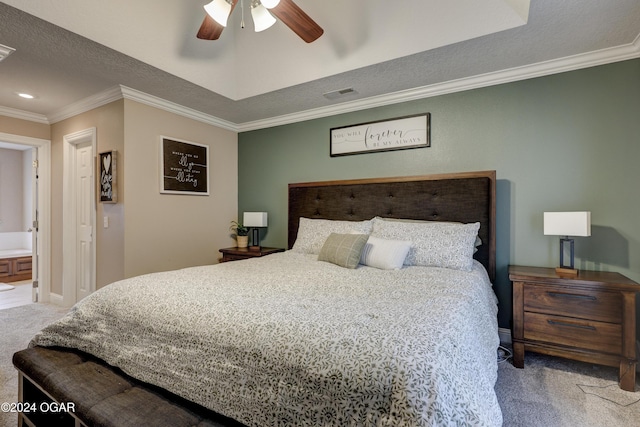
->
(14, 170, 501, 426)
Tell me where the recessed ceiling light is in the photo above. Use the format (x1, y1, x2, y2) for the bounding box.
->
(17, 93, 35, 99)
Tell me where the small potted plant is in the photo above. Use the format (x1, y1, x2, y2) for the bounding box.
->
(230, 220, 249, 248)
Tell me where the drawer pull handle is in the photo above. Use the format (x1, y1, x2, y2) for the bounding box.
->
(547, 320, 596, 331)
(547, 292, 596, 301)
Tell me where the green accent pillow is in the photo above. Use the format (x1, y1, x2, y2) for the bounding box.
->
(318, 233, 369, 269)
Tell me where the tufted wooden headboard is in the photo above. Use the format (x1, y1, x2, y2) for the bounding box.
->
(288, 170, 496, 281)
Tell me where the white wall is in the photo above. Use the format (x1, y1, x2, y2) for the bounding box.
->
(0, 147, 24, 232)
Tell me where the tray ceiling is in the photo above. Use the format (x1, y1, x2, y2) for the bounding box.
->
(0, 0, 638, 129)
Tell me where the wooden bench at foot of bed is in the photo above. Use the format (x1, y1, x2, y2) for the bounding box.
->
(12, 347, 246, 427)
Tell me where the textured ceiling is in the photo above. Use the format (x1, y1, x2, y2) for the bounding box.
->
(0, 0, 639, 129)
(2, 0, 531, 101)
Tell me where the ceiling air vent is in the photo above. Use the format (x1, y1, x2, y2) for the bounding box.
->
(0, 43, 16, 62)
(323, 87, 358, 100)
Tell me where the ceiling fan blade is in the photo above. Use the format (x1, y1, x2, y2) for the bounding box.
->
(197, 15, 224, 40)
(269, 0, 324, 43)
(196, 0, 239, 40)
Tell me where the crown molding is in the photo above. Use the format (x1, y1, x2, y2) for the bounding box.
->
(118, 86, 237, 132)
(48, 86, 123, 124)
(4, 34, 639, 132)
(0, 43, 16, 62)
(45, 85, 237, 132)
(0, 105, 49, 124)
(238, 34, 640, 132)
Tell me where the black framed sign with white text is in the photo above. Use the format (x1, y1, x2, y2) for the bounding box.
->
(160, 136, 209, 195)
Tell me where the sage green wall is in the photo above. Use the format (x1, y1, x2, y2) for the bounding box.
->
(238, 59, 640, 331)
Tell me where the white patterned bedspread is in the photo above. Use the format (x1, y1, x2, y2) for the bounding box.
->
(31, 251, 502, 426)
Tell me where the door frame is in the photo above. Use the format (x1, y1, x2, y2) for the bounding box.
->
(0, 132, 51, 303)
(62, 128, 97, 307)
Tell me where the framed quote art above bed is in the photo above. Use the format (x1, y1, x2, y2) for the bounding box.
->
(159, 136, 209, 195)
(330, 113, 430, 156)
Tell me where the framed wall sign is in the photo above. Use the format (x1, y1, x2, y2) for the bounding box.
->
(98, 150, 117, 203)
(160, 136, 209, 195)
(330, 113, 430, 156)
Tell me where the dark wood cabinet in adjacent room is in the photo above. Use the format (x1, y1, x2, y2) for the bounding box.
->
(0, 256, 32, 282)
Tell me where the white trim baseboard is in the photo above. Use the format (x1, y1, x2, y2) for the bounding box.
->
(48, 292, 63, 306)
(499, 328, 512, 346)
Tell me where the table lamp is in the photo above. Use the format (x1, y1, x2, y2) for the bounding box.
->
(243, 212, 268, 250)
(543, 211, 591, 275)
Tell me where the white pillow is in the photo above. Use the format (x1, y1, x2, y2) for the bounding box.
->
(291, 218, 373, 254)
(372, 217, 482, 251)
(360, 236, 412, 270)
(371, 217, 480, 271)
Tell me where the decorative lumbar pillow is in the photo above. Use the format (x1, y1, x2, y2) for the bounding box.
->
(371, 217, 480, 271)
(360, 236, 412, 270)
(318, 233, 369, 269)
(291, 218, 373, 255)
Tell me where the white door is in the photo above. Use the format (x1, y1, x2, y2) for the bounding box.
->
(30, 148, 39, 302)
(62, 128, 96, 307)
(76, 143, 94, 301)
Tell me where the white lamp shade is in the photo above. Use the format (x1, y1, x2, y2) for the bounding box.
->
(243, 212, 268, 227)
(260, 0, 281, 9)
(251, 4, 277, 32)
(204, 0, 232, 27)
(543, 212, 591, 237)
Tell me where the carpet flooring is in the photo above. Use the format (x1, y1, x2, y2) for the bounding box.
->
(1, 302, 638, 426)
(1, 303, 68, 427)
(497, 352, 639, 426)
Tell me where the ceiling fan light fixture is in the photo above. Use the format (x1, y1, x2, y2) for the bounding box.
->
(204, 0, 233, 27)
(260, 0, 280, 10)
(251, 4, 277, 32)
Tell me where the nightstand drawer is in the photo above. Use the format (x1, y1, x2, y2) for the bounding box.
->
(222, 253, 249, 262)
(523, 284, 621, 323)
(510, 265, 639, 391)
(524, 312, 622, 354)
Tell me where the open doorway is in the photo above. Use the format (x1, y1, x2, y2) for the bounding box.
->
(0, 132, 51, 309)
(0, 145, 34, 309)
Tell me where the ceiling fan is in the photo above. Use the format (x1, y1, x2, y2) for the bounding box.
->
(197, 0, 324, 43)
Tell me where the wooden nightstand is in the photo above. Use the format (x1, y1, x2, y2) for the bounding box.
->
(509, 265, 639, 391)
(219, 246, 285, 263)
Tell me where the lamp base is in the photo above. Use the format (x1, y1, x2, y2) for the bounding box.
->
(555, 267, 579, 276)
(249, 228, 261, 251)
